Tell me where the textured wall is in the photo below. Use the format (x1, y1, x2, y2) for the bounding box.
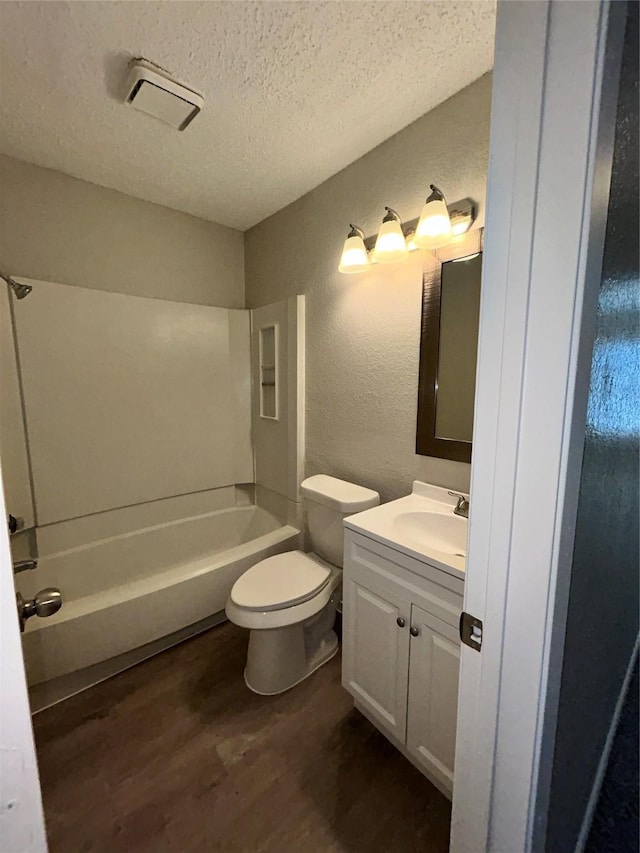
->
(0, 155, 244, 307)
(547, 7, 639, 850)
(245, 75, 492, 501)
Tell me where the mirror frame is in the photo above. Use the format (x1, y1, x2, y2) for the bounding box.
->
(416, 228, 484, 463)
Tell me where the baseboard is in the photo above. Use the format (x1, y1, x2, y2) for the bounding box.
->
(575, 632, 640, 853)
(29, 612, 227, 714)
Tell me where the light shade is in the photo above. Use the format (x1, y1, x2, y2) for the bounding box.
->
(338, 225, 370, 274)
(372, 208, 408, 263)
(413, 185, 452, 249)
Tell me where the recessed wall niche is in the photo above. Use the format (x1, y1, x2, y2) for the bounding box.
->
(259, 324, 278, 420)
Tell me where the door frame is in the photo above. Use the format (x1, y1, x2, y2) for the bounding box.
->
(451, 1, 626, 851)
(0, 468, 48, 851)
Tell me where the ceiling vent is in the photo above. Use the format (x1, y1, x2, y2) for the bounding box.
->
(124, 60, 203, 131)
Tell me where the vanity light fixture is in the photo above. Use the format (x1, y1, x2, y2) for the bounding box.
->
(372, 207, 409, 264)
(338, 225, 371, 274)
(413, 185, 452, 249)
(450, 206, 475, 236)
(337, 189, 475, 274)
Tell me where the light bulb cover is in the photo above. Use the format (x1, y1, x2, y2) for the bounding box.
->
(338, 224, 371, 274)
(372, 207, 408, 263)
(413, 184, 453, 249)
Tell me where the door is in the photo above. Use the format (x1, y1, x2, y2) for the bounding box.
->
(342, 571, 411, 742)
(0, 470, 48, 851)
(407, 605, 461, 796)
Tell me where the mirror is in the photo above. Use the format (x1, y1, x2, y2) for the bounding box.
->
(416, 236, 483, 463)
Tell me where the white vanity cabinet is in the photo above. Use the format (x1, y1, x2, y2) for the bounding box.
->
(342, 528, 464, 798)
(342, 570, 411, 742)
(405, 605, 461, 792)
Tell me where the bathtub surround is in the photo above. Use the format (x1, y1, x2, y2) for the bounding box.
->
(34, 487, 242, 556)
(251, 296, 306, 526)
(245, 74, 492, 502)
(0, 287, 33, 529)
(10, 279, 253, 525)
(0, 154, 244, 308)
(229, 311, 254, 485)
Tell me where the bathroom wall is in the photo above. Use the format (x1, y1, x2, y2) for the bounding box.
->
(0, 154, 244, 307)
(546, 7, 639, 850)
(245, 74, 492, 501)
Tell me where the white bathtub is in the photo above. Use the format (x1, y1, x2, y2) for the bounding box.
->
(21, 504, 299, 691)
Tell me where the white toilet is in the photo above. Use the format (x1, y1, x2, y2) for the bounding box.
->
(225, 474, 379, 695)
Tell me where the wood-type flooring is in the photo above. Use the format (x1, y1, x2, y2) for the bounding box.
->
(33, 621, 451, 852)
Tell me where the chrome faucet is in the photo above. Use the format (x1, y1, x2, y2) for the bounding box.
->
(448, 491, 470, 519)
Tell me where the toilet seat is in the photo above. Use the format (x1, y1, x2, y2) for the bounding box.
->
(230, 551, 332, 611)
(226, 551, 340, 631)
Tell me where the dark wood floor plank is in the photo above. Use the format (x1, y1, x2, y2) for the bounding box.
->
(33, 622, 451, 852)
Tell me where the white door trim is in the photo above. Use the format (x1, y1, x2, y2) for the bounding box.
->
(0, 468, 48, 851)
(450, 2, 625, 851)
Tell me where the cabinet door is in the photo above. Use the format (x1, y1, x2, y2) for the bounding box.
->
(406, 605, 461, 796)
(342, 572, 411, 743)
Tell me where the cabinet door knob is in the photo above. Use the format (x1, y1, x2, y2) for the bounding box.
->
(410, 626, 420, 637)
(396, 617, 406, 628)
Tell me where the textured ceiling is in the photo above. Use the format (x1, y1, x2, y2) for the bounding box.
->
(0, 1, 495, 230)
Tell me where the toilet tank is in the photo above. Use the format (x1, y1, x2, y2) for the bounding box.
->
(300, 475, 380, 567)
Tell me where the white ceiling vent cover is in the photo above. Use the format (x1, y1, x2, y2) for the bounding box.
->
(124, 60, 203, 131)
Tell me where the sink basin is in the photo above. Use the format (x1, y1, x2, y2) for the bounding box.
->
(394, 511, 467, 557)
(343, 481, 469, 577)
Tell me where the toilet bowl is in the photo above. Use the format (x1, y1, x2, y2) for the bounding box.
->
(225, 475, 379, 695)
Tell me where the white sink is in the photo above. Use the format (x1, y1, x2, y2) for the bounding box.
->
(343, 481, 469, 578)
(394, 511, 467, 557)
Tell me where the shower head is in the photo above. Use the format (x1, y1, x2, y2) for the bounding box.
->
(12, 281, 32, 299)
(1, 273, 32, 300)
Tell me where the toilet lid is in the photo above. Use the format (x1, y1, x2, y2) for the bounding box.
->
(230, 551, 332, 612)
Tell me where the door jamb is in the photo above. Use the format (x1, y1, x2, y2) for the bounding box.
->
(450, 1, 625, 850)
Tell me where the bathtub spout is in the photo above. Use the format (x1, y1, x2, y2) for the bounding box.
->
(13, 559, 38, 574)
